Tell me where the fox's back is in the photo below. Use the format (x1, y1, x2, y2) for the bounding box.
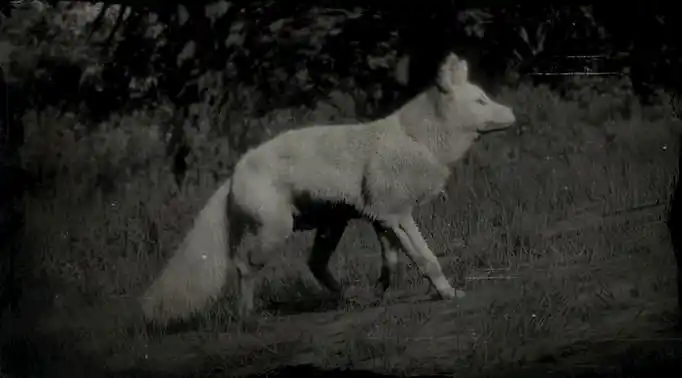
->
(234, 122, 382, 206)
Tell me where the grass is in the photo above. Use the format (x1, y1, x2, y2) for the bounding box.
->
(2, 75, 682, 378)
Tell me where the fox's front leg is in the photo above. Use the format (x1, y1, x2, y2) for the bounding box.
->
(381, 214, 456, 300)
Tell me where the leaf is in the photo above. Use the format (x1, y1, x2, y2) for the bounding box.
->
(518, 26, 529, 46)
(367, 55, 389, 70)
(176, 40, 196, 67)
(177, 5, 189, 26)
(269, 19, 285, 33)
(205, 0, 231, 24)
(79, 64, 102, 87)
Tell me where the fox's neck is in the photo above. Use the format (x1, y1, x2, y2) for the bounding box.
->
(396, 87, 474, 166)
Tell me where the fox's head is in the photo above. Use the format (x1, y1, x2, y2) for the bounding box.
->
(433, 53, 516, 135)
(395, 52, 517, 164)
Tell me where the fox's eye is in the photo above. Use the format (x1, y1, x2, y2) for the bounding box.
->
(476, 98, 487, 105)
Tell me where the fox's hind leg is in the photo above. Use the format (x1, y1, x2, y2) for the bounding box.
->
(372, 222, 400, 297)
(308, 219, 348, 294)
(230, 198, 294, 318)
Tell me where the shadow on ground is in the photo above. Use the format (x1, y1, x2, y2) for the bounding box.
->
(482, 329, 682, 378)
(105, 335, 682, 378)
(108, 364, 404, 378)
(5, 332, 682, 378)
(260, 290, 347, 316)
(106, 333, 682, 378)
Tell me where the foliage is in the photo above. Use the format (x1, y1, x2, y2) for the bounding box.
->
(3, 2, 682, 129)
(2, 1, 680, 245)
(2, 1, 681, 236)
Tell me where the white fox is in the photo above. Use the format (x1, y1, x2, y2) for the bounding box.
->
(139, 52, 516, 322)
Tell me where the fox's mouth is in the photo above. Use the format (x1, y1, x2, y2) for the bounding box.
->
(477, 124, 512, 135)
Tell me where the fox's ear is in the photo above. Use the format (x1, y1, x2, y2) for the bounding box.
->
(437, 53, 468, 91)
(451, 59, 468, 85)
(436, 53, 456, 91)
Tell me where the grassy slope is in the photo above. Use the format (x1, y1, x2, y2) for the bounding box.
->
(4, 79, 682, 377)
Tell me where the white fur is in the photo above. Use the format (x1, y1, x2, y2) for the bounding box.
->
(139, 178, 232, 323)
(139, 53, 516, 322)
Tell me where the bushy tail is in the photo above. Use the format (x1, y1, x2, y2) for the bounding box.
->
(139, 178, 234, 324)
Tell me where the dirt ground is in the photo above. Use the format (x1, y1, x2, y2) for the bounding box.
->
(100, 205, 682, 378)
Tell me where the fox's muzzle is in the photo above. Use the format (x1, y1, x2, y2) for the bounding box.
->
(477, 106, 516, 135)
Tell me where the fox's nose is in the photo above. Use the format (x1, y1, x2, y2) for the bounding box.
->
(509, 109, 516, 126)
(501, 107, 516, 125)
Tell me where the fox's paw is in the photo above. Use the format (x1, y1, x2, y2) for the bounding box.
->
(438, 287, 466, 300)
